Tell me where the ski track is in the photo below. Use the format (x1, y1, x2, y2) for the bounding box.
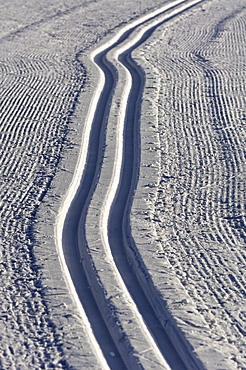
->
(0, 1, 177, 368)
(1, 0, 245, 368)
(57, 0, 210, 369)
(132, 1, 246, 368)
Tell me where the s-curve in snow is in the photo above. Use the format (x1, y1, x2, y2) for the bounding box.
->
(56, 0, 204, 368)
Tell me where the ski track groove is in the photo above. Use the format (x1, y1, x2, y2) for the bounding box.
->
(1, 0, 244, 368)
(135, 2, 246, 368)
(1, 2, 185, 367)
(57, 0, 212, 369)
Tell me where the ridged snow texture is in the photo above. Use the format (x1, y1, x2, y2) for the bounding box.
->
(132, 1, 246, 368)
(0, 55, 84, 368)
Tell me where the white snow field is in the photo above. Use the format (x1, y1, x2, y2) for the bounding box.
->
(0, 0, 245, 369)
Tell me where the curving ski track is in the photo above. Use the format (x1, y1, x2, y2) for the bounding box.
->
(56, 0, 204, 368)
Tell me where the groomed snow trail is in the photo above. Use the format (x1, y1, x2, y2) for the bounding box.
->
(56, 0, 208, 369)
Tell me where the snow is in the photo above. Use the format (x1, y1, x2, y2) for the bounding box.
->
(131, 0, 246, 368)
(0, 0, 245, 368)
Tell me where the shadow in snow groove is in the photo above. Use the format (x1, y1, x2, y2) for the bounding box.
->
(61, 49, 126, 369)
(108, 20, 189, 370)
(60, 0, 204, 368)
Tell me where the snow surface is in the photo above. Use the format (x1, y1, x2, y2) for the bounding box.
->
(132, 0, 246, 368)
(0, 0, 245, 368)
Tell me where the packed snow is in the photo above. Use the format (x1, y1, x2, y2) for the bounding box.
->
(0, 0, 245, 368)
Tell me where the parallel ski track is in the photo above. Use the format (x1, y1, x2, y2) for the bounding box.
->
(57, 0, 205, 368)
